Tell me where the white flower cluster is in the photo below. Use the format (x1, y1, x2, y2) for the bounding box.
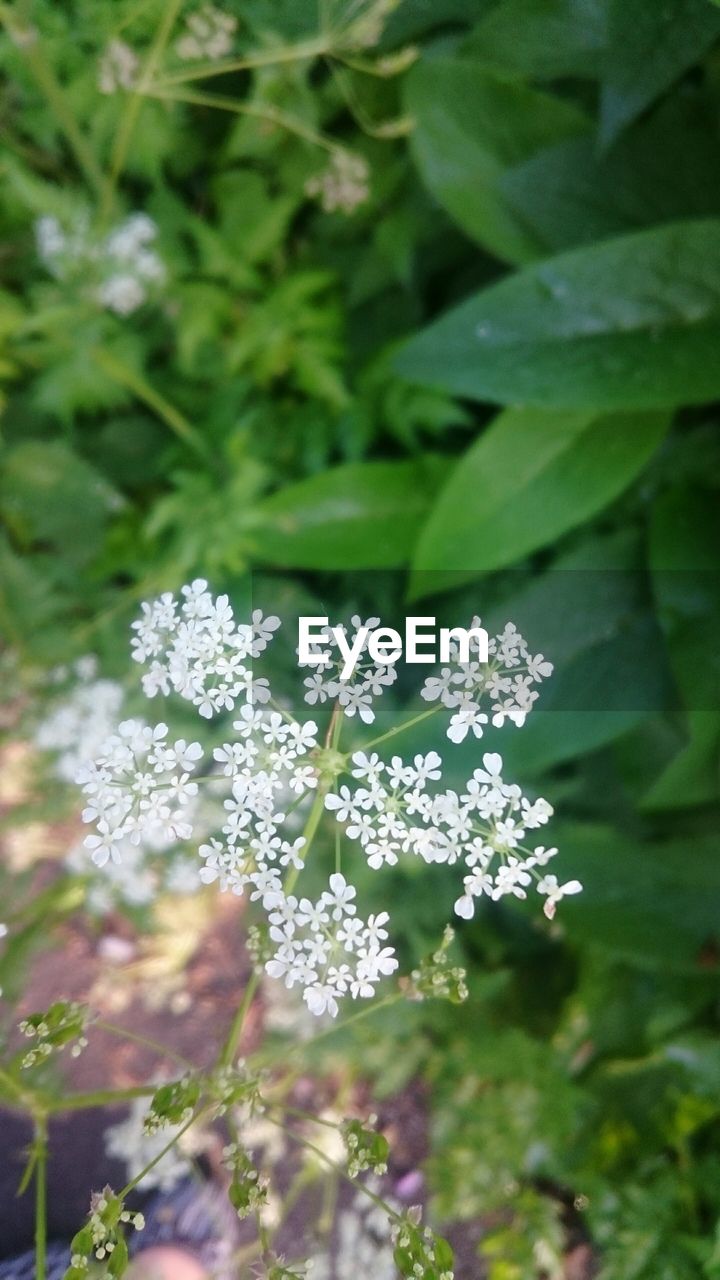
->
(131, 579, 279, 718)
(35, 211, 165, 315)
(68, 582, 580, 1021)
(421, 619, 553, 742)
(105, 1097, 191, 1192)
(265, 874, 397, 1017)
(66, 835, 203, 916)
(300, 615, 396, 724)
(199, 704, 317, 898)
(35, 658, 124, 783)
(308, 1184, 399, 1279)
(305, 151, 371, 215)
(326, 750, 581, 921)
(176, 4, 237, 60)
(98, 38, 138, 93)
(76, 721, 203, 867)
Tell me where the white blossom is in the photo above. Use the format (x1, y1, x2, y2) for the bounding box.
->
(131, 582, 279, 718)
(36, 661, 125, 783)
(176, 4, 237, 61)
(98, 38, 138, 93)
(325, 750, 580, 923)
(66, 581, 580, 1022)
(308, 1183, 400, 1279)
(420, 618, 553, 741)
(299, 616, 396, 724)
(264, 874, 398, 1017)
(35, 212, 165, 315)
(305, 151, 370, 215)
(104, 1098, 191, 1192)
(76, 720, 203, 866)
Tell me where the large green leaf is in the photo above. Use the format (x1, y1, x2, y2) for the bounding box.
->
(501, 92, 720, 252)
(644, 483, 720, 808)
(404, 57, 588, 263)
(599, 0, 720, 145)
(395, 221, 720, 410)
(409, 407, 668, 589)
(463, 0, 607, 79)
(559, 826, 720, 972)
(246, 458, 448, 570)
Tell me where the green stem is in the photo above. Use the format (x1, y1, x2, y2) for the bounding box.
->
(284, 780, 330, 898)
(95, 1020, 196, 1072)
(47, 1084, 157, 1113)
(257, 991, 401, 1068)
(362, 704, 440, 751)
(219, 969, 260, 1068)
(92, 347, 210, 459)
(220, 769, 331, 1066)
(0, 8, 105, 195)
(0, 1064, 39, 1113)
(119, 1107, 204, 1198)
(101, 0, 184, 220)
(34, 1116, 48, 1280)
(144, 84, 339, 153)
(155, 35, 331, 87)
(266, 1115, 402, 1223)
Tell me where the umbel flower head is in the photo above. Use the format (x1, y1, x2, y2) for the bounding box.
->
(70, 582, 581, 1020)
(35, 210, 166, 315)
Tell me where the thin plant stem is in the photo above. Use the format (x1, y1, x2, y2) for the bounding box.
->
(257, 991, 401, 1068)
(119, 1107, 205, 1198)
(144, 84, 340, 153)
(284, 779, 330, 897)
(220, 969, 260, 1068)
(102, 0, 184, 220)
(362, 704, 440, 751)
(155, 35, 331, 87)
(47, 1084, 158, 1113)
(92, 347, 210, 459)
(266, 1114, 402, 1223)
(34, 1116, 48, 1280)
(95, 1020, 196, 1072)
(0, 7, 105, 196)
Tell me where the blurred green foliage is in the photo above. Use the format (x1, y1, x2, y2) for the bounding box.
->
(1, 0, 720, 1275)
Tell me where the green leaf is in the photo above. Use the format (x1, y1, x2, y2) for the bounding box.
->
(559, 825, 720, 972)
(599, 0, 720, 146)
(247, 458, 449, 569)
(410, 407, 668, 589)
(395, 221, 720, 410)
(501, 91, 720, 252)
(642, 711, 720, 811)
(404, 57, 588, 262)
(649, 483, 720, 706)
(463, 0, 607, 79)
(645, 482, 720, 807)
(0, 441, 121, 567)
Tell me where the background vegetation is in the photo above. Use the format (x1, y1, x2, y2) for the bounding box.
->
(1, 0, 720, 1276)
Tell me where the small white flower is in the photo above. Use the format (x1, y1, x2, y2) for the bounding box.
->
(176, 4, 237, 61)
(538, 875, 583, 919)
